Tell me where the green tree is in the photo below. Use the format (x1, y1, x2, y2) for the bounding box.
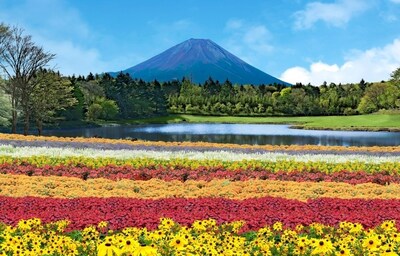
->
(29, 69, 77, 135)
(79, 80, 105, 108)
(86, 103, 103, 121)
(390, 67, 400, 88)
(357, 82, 399, 114)
(359, 79, 366, 91)
(86, 97, 119, 121)
(61, 77, 85, 121)
(98, 97, 119, 120)
(220, 79, 234, 98)
(0, 86, 11, 127)
(151, 80, 168, 114)
(319, 85, 340, 115)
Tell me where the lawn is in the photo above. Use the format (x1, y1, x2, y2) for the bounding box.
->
(125, 114, 400, 131)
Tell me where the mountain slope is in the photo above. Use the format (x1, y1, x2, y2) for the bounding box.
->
(111, 38, 290, 85)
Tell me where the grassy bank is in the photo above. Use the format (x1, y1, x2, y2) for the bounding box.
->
(124, 114, 400, 132)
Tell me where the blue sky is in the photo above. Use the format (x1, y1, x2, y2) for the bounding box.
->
(0, 0, 400, 85)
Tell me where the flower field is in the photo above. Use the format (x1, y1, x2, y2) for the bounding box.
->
(0, 134, 400, 255)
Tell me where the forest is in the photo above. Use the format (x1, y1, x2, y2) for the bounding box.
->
(1, 23, 400, 134)
(62, 69, 400, 119)
(1, 69, 400, 134)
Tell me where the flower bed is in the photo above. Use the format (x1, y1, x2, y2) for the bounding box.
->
(1, 175, 400, 200)
(1, 155, 400, 175)
(2, 144, 400, 163)
(0, 197, 400, 231)
(2, 217, 399, 255)
(0, 133, 400, 255)
(1, 162, 399, 184)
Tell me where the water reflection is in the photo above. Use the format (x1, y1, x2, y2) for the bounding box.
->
(43, 123, 400, 146)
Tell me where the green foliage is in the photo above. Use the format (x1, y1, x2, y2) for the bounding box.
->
(358, 97, 378, 114)
(60, 66, 400, 123)
(29, 69, 77, 134)
(98, 98, 119, 120)
(61, 79, 85, 121)
(86, 103, 103, 121)
(390, 67, 400, 87)
(280, 87, 291, 97)
(0, 86, 11, 127)
(98, 73, 168, 119)
(357, 82, 399, 114)
(79, 80, 105, 107)
(170, 80, 320, 116)
(86, 97, 119, 121)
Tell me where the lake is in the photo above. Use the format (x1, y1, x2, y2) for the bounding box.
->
(42, 123, 400, 146)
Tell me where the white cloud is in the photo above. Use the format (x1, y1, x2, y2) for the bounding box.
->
(171, 19, 192, 31)
(382, 14, 398, 22)
(39, 39, 107, 76)
(390, 0, 400, 3)
(225, 19, 243, 30)
(294, 0, 372, 29)
(0, 0, 111, 76)
(280, 38, 400, 85)
(0, 0, 90, 39)
(243, 26, 273, 53)
(224, 19, 273, 66)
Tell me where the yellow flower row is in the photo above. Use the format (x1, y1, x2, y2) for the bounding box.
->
(1, 132, 399, 153)
(1, 174, 400, 201)
(1, 218, 399, 256)
(2, 155, 400, 174)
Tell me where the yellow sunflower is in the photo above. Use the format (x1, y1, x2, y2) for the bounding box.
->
(362, 235, 381, 252)
(97, 242, 120, 256)
(169, 235, 188, 251)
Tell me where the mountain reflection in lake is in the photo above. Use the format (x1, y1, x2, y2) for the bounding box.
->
(43, 123, 400, 147)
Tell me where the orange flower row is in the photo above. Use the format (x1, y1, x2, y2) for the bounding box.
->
(1, 174, 399, 201)
(1, 132, 399, 153)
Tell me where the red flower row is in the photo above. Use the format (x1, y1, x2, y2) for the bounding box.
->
(0, 196, 399, 232)
(0, 163, 397, 185)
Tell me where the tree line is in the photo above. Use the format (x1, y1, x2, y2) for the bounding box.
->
(1, 23, 400, 135)
(59, 70, 400, 122)
(168, 75, 400, 116)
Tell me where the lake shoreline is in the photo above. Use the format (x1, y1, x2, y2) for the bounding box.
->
(37, 123, 400, 147)
(289, 125, 400, 133)
(97, 114, 400, 133)
(2, 114, 400, 135)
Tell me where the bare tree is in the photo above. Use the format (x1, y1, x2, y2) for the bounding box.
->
(0, 24, 55, 134)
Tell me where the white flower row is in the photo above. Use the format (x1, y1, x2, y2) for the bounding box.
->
(0, 144, 399, 164)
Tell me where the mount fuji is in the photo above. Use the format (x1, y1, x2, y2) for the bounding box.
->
(111, 38, 290, 85)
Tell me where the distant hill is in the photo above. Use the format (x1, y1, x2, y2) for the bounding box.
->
(110, 38, 290, 86)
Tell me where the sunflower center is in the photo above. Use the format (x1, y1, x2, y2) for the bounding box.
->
(369, 240, 374, 245)
(319, 241, 324, 246)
